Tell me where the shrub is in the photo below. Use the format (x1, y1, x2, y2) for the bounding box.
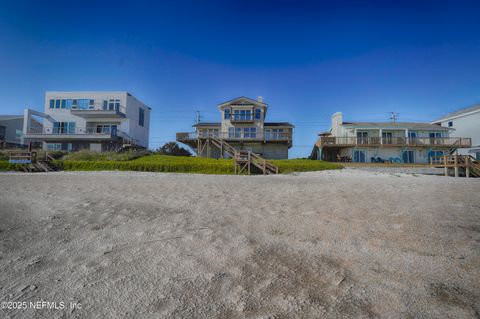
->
(62, 150, 151, 161)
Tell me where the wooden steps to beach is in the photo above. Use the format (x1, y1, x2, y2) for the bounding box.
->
(208, 136, 279, 175)
(8, 151, 57, 173)
(431, 154, 479, 178)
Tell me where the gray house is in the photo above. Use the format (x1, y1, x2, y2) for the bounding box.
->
(0, 115, 42, 148)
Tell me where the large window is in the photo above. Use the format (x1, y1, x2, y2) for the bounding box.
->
(55, 99, 60, 109)
(139, 107, 145, 126)
(49, 99, 55, 109)
(233, 109, 252, 121)
(53, 122, 76, 134)
(243, 127, 256, 138)
(266, 128, 284, 140)
(224, 109, 231, 120)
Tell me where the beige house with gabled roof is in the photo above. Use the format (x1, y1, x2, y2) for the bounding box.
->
(312, 112, 471, 163)
(177, 96, 294, 159)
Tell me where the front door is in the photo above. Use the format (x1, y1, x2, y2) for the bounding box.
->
(382, 132, 393, 144)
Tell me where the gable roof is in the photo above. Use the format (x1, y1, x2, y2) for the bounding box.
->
(432, 104, 480, 123)
(342, 121, 450, 131)
(217, 96, 267, 108)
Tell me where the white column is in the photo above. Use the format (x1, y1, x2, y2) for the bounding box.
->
(405, 128, 409, 145)
(379, 128, 383, 145)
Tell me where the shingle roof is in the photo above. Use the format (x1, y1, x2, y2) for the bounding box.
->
(433, 104, 480, 122)
(192, 122, 221, 127)
(342, 122, 450, 131)
(265, 122, 294, 127)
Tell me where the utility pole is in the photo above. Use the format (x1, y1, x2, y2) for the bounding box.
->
(389, 112, 399, 123)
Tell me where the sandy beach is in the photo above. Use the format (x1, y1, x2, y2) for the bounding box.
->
(0, 169, 479, 318)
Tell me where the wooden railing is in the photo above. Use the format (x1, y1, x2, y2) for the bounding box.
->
(430, 154, 480, 177)
(320, 136, 471, 147)
(177, 131, 292, 142)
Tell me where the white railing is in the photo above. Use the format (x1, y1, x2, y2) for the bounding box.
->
(27, 127, 118, 136)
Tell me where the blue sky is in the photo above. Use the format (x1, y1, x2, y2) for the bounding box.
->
(1, 0, 479, 157)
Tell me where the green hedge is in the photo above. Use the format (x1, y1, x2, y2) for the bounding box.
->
(1, 156, 342, 174)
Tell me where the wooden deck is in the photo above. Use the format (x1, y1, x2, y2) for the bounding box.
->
(430, 155, 480, 178)
(319, 137, 472, 148)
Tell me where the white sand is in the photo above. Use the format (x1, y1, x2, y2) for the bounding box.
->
(0, 169, 479, 318)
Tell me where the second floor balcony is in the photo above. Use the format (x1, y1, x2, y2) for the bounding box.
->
(319, 136, 472, 148)
(177, 131, 292, 142)
(24, 126, 121, 141)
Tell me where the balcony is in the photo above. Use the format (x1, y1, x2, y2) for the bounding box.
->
(177, 131, 292, 142)
(70, 103, 126, 118)
(319, 136, 472, 148)
(24, 127, 121, 141)
(229, 115, 255, 124)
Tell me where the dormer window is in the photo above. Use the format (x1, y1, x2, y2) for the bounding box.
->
(255, 108, 262, 120)
(224, 108, 231, 120)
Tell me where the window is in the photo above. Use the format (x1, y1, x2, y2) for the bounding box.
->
(47, 143, 62, 151)
(66, 99, 73, 109)
(77, 99, 89, 110)
(448, 121, 453, 127)
(255, 108, 262, 120)
(353, 150, 366, 163)
(89, 99, 95, 108)
(96, 124, 117, 134)
(53, 122, 76, 134)
(233, 109, 252, 121)
(55, 99, 60, 109)
(49, 99, 55, 109)
(228, 127, 241, 138)
(103, 100, 108, 110)
(15, 129, 22, 138)
(139, 107, 145, 126)
(224, 109, 231, 120)
(357, 131, 368, 144)
(243, 127, 256, 138)
(61, 99, 66, 109)
(72, 99, 78, 108)
(402, 150, 415, 163)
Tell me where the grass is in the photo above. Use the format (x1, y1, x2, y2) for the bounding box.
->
(0, 152, 342, 174)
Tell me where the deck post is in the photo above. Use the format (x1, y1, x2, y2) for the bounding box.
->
(444, 155, 448, 176)
(454, 155, 459, 177)
(466, 156, 470, 178)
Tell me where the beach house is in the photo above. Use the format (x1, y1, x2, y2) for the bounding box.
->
(177, 96, 294, 159)
(0, 115, 42, 148)
(22, 91, 151, 152)
(311, 112, 472, 163)
(432, 104, 480, 160)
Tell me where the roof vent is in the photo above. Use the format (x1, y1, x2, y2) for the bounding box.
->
(257, 96, 263, 103)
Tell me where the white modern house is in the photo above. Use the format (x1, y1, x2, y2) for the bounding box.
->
(23, 92, 151, 152)
(432, 104, 480, 160)
(312, 112, 471, 163)
(177, 96, 294, 159)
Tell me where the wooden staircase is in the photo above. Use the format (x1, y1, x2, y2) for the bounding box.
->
(9, 151, 58, 172)
(431, 154, 480, 177)
(209, 136, 278, 175)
